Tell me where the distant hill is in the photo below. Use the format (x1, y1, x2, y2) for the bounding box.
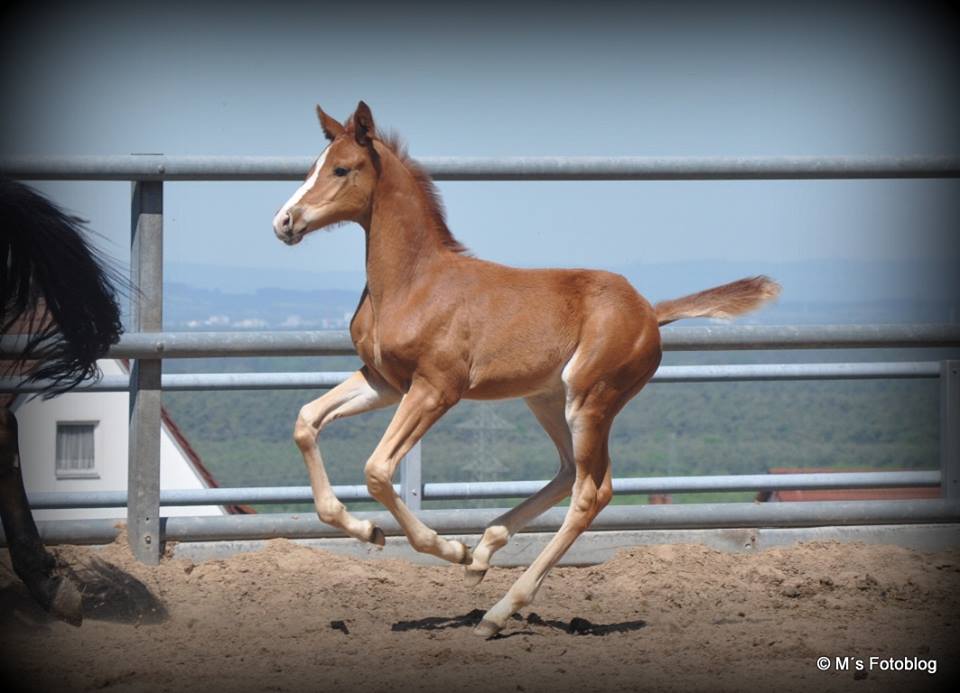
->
(161, 257, 958, 330)
(165, 282, 362, 330)
(167, 261, 365, 293)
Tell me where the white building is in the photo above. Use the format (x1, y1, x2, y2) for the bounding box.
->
(12, 359, 247, 521)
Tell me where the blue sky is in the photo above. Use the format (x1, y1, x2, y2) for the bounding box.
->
(1, 1, 957, 305)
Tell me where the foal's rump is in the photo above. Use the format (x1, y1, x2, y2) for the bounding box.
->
(459, 264, 661, 400)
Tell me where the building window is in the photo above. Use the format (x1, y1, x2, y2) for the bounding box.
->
(55, 422, 99, 479)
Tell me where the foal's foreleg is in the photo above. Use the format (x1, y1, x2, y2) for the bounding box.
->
(294, 368, 400, 545)
(364, 380, 471, 565)
(0, 408, 82, 625)
(465, 393, 574, 585)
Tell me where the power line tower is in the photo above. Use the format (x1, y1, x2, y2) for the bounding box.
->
(457, 406, 514, 481)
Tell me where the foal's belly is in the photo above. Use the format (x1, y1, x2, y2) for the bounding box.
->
(463, 361, 565, 401)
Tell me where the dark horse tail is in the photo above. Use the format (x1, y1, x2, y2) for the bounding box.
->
(1, 177, 125, 395)
(0, 181, 166, 628)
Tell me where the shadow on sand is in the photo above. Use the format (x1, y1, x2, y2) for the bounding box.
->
(0, 556, 167, 628)
(391, 609, 646, 637)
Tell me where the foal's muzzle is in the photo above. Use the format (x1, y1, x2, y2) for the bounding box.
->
(273, 211, 303, 245)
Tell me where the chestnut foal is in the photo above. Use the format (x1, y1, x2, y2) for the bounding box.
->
(273, 102, 779, 637)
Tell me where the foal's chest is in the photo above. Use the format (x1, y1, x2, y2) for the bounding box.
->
(350, 300, 418, 392)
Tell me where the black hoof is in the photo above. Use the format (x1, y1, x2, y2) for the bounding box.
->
(457, 541, 473, 565)
(473, 618, 502, 639)
(369, 525, 386, 547)
(48, 576, 83, 627)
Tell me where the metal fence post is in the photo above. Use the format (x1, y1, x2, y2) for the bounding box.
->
(942, 361, 959, 499)
(400, 441, 422, 510)
(128, 179, 163, 563)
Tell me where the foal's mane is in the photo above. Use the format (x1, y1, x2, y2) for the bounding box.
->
(352, 123, 468, 255)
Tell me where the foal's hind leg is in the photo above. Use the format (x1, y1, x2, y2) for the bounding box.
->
(294, 367, 401, 545)
(0, 408, 82, 625)
(465, 391, 574, 586)
(475, 407, 615, 637)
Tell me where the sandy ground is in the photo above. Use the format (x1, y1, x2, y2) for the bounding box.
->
(1, 535, 958, 693)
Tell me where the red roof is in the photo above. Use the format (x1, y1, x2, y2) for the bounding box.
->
(160, 406, 255, 515)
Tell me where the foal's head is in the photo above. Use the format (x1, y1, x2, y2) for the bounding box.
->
(273, 101, 381, 245)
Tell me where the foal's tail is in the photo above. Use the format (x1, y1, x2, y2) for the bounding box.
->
(654, 276, 781, 326)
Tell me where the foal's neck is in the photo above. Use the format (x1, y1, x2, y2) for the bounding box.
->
(362, 153, 452, 303)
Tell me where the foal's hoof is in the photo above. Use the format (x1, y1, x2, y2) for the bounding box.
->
(452, 540, 473, 566)
(368, 525, 386, 548)
(463, 567, 488, 587)
(49, 576, 83, 627)
(473, 618, 502, 639)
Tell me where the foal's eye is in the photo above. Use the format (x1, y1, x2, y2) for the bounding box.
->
(333, 167, 349, 177)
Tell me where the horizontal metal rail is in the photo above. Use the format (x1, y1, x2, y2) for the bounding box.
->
(660, 324, 960, 351)
(652, 361, 940, 381)
(423, 470, 942, 502)
(0, 371, 355, 393)
(9, 500, 959, 546)
(26, 471, 940, 509)
(2, 155, 959, 181)
(0, 361, 942, 394)
(3, 324, 958, 362)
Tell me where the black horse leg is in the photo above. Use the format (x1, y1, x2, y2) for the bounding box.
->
(0, 407, 82, 625)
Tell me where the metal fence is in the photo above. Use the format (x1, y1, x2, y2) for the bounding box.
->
(2, 154, 959, 564)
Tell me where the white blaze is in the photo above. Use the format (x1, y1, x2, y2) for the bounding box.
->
(273, 146, 329, 230)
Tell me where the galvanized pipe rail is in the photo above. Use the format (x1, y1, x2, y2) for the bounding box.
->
(2, 154, 959, 181)
(25, 471, 942, 509)
(0, 361, 944, 394)
(9, 500, 959, 547)
(3, 324, 958, 361)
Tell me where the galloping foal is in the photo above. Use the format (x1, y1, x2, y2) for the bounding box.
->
(273, 102, 779, 637)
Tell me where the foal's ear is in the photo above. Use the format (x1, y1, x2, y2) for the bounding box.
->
(352, 101, 376, 146)
(316, 105, 345, 141)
